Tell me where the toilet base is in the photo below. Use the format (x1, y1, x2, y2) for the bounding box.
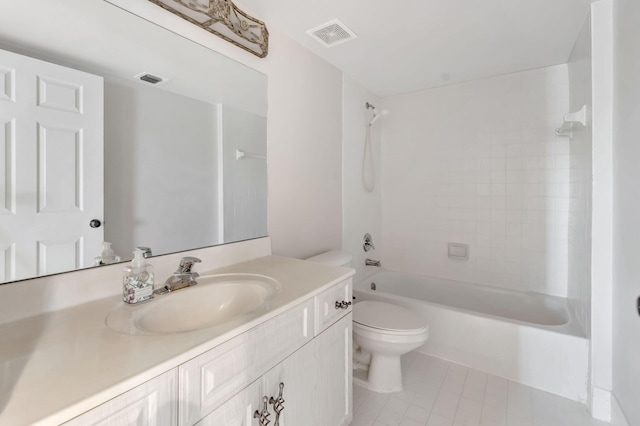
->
(352, 354, 404, 393)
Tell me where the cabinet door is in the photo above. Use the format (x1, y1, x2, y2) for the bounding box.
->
(195, 379, 261, 426)
(314, 313, 352, 426)
(63, 370, 177, 426)
(261, 341, 317, 426)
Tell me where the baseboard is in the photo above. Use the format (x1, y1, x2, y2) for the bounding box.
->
(591, 387, 611, 422)
(610, 393, 630, 426)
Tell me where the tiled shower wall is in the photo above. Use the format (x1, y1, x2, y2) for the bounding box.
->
(380, 65, 571, 297)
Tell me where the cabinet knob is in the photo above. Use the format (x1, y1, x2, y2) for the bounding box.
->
(253, 396, 270, 426)
(335, 300, 352, 309)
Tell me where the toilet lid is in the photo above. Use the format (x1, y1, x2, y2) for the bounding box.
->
(353, 301, 428, 332)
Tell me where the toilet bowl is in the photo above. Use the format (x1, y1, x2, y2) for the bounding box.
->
(353, 300, 429, 393)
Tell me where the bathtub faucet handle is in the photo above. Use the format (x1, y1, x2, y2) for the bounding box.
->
(363, 233, 375, 252)
(365, 258, 381, 267)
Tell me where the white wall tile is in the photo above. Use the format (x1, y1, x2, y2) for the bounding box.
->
(381, 65, 571, 296)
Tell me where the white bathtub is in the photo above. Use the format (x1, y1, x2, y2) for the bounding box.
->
(354, 270, 589, 402)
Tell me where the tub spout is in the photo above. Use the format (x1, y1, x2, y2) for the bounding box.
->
(365, 258, 381, 267)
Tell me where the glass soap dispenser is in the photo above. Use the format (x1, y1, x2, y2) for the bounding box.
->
(123, 249, 154, 304)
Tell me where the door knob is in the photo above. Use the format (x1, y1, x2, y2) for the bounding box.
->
(89, 219, 102, 228)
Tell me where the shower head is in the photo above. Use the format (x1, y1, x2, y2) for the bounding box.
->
(369, 113, 380, 126)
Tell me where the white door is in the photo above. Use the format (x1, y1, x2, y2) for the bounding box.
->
(0, 49, 103, 282)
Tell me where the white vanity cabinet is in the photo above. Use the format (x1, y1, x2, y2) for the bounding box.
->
(63, 370, 178, 426)
(179, 298, 315, 425)
(194, 278, 353, 426)
(63, 277, 352, 426)
(258, 280, 353, 426)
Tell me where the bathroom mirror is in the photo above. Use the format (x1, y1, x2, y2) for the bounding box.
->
(0, 0, 268, 284)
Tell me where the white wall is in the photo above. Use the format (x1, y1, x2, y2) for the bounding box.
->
(380, 66, 571, 297)
(566, 13, 593, 342)
(589, 0, 614, 421)
(612, 0, 640, 423)
(211, 6, 344, 258)
(342, 76, 381, 276)
(262, 31, 343, 258)
(104, 77, 218, 257)
(221, 105, 268, 243)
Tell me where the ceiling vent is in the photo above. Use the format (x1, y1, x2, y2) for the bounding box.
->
(306, 19, 357, 48)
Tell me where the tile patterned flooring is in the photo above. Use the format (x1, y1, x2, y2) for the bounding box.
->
(351, 352, 609, 426)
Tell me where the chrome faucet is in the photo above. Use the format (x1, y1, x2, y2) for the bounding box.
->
(365, 258, 381, 267)
(155, 256, 201, 294)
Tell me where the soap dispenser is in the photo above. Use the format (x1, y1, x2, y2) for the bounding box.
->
(123, 249, 154, 304)
(94, 241, 121, 266)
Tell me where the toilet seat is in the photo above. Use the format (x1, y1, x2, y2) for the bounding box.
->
(353, 300, 428, 336)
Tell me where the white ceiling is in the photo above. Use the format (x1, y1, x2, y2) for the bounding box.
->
(238, 0, 593, 97)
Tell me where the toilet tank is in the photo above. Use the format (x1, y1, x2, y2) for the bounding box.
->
(305, 250, 352, 268)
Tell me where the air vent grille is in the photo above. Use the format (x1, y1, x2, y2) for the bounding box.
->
(135, 72, 166, 85)
(306, 19, 357, 47)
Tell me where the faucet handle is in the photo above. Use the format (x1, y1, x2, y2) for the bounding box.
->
(363, 233, 375, 252)
(178, 256, 201, 273)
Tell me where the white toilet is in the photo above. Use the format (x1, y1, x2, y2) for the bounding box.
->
(305, 250, 430, 394)
(352, 300, 429, 393)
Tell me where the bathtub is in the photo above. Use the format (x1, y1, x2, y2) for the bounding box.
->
(354, 270, 589, 402)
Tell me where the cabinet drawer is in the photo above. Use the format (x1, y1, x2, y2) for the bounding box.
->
(179, 297, 314, 425)
(315, 278, 352, 335)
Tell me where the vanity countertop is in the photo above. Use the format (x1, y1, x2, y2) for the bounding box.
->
(0, 255, 354, 426)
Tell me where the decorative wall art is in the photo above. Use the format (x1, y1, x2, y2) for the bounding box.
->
(149, 0, 269, 58)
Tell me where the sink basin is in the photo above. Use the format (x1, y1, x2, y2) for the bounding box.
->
(106, 273, 280, 335)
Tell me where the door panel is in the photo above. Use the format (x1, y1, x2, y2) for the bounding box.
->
(0, 48, 103, 282)
(37, 76, 84, 113)
(37, 238, 82, 276)
(0, 118, 15, 214)
(37, 124, 83, 212)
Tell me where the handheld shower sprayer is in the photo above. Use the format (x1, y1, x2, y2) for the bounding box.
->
(366, 102, 379, 127)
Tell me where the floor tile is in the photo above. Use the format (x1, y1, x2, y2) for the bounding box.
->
(426, 414, 454, 426)
(404, 404, 431, 423)
(351, 352, 611, 426)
